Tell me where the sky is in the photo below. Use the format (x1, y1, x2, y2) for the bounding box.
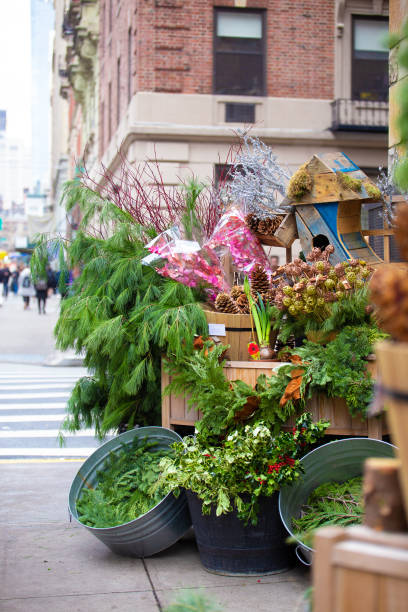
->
(0, 0, 32, 145)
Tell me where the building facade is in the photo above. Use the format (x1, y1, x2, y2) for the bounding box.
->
(94, 0, 388, 187)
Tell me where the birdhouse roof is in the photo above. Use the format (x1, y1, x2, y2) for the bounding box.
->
(283, 152, 382, 206)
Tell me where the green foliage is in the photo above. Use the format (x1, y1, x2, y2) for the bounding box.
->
(76, 438, 173, 528)
(180, 177, 206, 241)
(34, 182, 207, 438)
(292, 325, 387, 418)
(157, 413, 328, 525)
(164, 343, 297, 440)
(292, 477, 363, 548)
(164, 590, 222, 612)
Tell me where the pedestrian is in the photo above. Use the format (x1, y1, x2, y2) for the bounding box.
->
(34, 275, 49, 314)
(18, 265, 36, 309)
(11, 267, 19, 295)
(0, 264, 11, 298)
(46, 265, 57, 295)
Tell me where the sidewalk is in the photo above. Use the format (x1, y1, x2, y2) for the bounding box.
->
(0, 293, 83, 367)
(0, 460, 310, 612)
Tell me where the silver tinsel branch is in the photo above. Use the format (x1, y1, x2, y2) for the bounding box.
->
(376, 150, 407, 225)
(227, 132, 292, 219)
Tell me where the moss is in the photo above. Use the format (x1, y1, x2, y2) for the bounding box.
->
(287, 164, 313, 200)
(336, 172, 363, 193)
(364, 182, 382, 200)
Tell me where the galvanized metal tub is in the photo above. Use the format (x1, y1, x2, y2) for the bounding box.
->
(278, 437, 395, 565)
(68, 426, 191, 557)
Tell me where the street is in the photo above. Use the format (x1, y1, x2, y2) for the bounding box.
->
(0, 292, 106, 459)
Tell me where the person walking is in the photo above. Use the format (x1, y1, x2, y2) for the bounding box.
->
(18, 265, 36, 310)
(0, 264, 11, 299)
(34, 275, 49, 314)
(11, 267, 19, 295)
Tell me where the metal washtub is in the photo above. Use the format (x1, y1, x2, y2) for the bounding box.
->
(68, 426, 191, 557)
(278, 437, 395, 565)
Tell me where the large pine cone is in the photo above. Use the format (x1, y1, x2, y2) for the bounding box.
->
(236, 293, 250, 313)
(230, 285, 245, 300)
(370, 267, 408, 341)
(245, 213, 259, 232)
(250, 264, 270, 297)
(215, 292, 240, 314)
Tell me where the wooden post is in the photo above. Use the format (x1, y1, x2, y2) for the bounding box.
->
(313, 527, 346, 612)
(364, 457, 408, 532)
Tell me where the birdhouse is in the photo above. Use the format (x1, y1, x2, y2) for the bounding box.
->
(283, 152, 384, 265)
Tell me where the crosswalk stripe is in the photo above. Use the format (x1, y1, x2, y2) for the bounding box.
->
(0, 392, 71, 400)
(0, 448, 95, 457)
(0, 414, 66, 422)
(0, 403, 68, 410)
(0, 429, 97, 437)
(0, 383, 74, 391)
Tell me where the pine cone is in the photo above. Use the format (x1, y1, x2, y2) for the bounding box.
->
(236, 293, 250, 313)
(370, 267, 408, 341)
(250, 264, 270, 296)
(215, 292, 240, 314)
(245, 213, 259, 232)
(257, 219, 268, 234)
(230, 285, 245, 300)
(394, 203, 408, 261)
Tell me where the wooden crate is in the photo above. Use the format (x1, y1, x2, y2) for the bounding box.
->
(161, 360, 387, 438)
(313, 526, 408, 612)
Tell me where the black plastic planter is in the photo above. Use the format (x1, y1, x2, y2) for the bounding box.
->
(186, 490, 292, 576)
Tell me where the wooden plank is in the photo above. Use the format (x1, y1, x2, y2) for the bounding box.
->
(363, 229, 395, 236)
(296, 204, 349, 263)
(274, 212, 298, 247)
(378, 576, 408, 612)
(161, 364, 171, 429)
(334, 567, 378, 612)
(345, 247, 381, 263)
(294, 210, 314, 254)
(306, 154, 333, 175)
(341, 232, 370, 250)
(332, 541, 408, 579)
(313, 527, 347, 612)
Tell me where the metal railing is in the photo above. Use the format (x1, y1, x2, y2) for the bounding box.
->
(331, 98, 388, 132)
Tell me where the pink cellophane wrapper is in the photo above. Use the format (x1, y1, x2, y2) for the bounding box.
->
(205, 206, 273, 275)
(148, 237, 230, 297)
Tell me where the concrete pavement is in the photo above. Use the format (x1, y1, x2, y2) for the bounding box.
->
(0, 461, 311, 611)
(0, 292, 83, 366)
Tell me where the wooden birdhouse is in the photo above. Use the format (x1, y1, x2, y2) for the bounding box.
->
(283, 152, 384, 265)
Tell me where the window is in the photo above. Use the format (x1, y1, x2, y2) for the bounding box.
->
(352, 17, 388, 101)
(225, 102, 255, 123)
(214, 9, 265, 96)
(128, 27, 132, 103)
(117, 57, 121, 126)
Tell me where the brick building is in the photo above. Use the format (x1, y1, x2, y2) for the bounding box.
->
(54, 0, 390, 248)
(94, 0, 389, 186)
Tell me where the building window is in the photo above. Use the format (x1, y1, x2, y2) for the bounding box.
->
(214, 9, 265, 96)
(352, 17, 388, 101)
(117, 57, 121, 126)
(128, 28, 132, 103)
(108, 82, 112, 141)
